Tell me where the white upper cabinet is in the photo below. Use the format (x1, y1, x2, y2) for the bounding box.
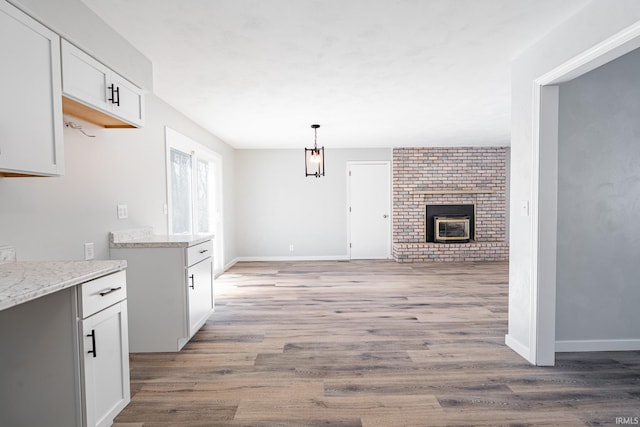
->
(61, 39, 145, 128)
(0, 0, 64, 177)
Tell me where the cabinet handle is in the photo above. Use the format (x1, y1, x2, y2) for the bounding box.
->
(87, 329, 97, 358)
(189, 274, 195, 289)
(108, 84, 115, 104)
(199, 249, 209, 254)
(107, 84, 120, 106)
(99, 286, 122, 297)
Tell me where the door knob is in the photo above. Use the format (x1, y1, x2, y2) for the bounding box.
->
(383, 214, 389, 218)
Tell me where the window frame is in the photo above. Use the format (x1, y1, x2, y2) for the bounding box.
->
(165, 127, 224, 272)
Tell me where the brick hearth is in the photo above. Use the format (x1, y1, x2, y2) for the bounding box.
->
(393, 147, 509, 262)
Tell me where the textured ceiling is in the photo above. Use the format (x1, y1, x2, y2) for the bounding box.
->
(81, 0, 589, 149)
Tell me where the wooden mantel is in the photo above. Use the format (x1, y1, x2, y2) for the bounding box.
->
(412, 188, 499, 195)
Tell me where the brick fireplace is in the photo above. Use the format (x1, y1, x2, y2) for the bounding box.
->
(393, 147, 509, 262)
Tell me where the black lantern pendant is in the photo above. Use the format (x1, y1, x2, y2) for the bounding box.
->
(305, 124, 324, 178)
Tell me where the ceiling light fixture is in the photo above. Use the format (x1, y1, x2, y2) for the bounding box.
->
(305, 124, 324, 178)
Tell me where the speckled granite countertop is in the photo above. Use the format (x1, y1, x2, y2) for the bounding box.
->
(0, 260, 127, 312)
(110, 227, 213, 249)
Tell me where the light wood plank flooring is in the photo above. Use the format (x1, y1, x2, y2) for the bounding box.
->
(114, 260, 640, 426)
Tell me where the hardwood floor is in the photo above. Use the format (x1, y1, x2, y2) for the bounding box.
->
(113, 260, 640, 426)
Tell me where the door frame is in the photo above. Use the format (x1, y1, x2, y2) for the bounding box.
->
(526, 21, 640, 365)
(346, 161, 392, 259)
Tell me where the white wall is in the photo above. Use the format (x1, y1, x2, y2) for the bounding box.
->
(0, 95, 237, 265)
(508, 0, 640, 363)
(556, 48, 640, 344)
(235, 148, 391, 260)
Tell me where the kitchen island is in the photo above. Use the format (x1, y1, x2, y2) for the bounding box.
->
(0, 258, 130, 427)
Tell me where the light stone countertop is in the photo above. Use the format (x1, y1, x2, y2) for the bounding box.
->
(110, 228, 213, 249)
(0, 260, 127, 312)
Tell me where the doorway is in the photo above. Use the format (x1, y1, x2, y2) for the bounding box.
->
(347, 161, 391, 259)
(525, 23, 640, 365)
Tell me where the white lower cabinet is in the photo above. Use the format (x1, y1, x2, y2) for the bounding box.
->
(110, 239, 214, 352)
(0, 270, 130, 427)
(78, 271, 130, 427)
(188, 257, 214, 338)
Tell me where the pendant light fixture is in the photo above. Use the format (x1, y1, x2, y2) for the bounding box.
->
(305, 124, 324, 178)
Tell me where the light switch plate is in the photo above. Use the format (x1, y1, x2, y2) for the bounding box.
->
(117, 204, 128, 219)
(84, 242, 94, 260)
(520, 200, 529, 217)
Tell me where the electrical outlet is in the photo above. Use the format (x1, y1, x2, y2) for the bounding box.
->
(84, 242, 94, 260)
(289, 244, 294, 252)
(117, 204, 128, 219)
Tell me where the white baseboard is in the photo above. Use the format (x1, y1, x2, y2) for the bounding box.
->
(223, 258, 239, 272)
(235, 255, 350, 262)
(555, 339, 640, 352)
(505, 334, 533, 363)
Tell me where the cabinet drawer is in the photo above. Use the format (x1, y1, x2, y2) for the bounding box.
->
(187, 240, 212, 266)
(79, 270, 127, 319)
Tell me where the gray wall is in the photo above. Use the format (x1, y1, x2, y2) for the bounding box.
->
(235, 148, 391, 259)
(556, 48, 640, 342)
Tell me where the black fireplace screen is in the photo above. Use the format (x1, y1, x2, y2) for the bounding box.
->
(425, 204, 475, 242)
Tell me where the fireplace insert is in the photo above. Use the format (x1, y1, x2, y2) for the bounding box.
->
(434, 215, 470, 243)
(425, 204, 475, 243)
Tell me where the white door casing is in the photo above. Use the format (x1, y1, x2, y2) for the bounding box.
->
(347, 161, 391, 259)
(515, 20, 640, 366)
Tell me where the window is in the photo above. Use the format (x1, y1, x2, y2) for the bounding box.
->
(169, 148, 193, 234)
(166, 127, 224, 273)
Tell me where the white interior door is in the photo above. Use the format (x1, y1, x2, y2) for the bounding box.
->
(348, 162, 391, 259)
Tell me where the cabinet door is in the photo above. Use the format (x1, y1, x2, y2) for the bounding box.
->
(0, 1, 63, 176)
(81, 301, 130, 427)
(187, 257, 213, 337)
(61, 39, 110, 112)
(110, 74, 145, 126)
